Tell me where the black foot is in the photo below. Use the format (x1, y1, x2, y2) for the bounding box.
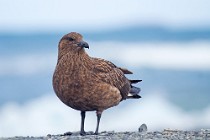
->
(80, 131, 95, 136)
(80, 131, 86, 136)
(94, 132, 99, 135)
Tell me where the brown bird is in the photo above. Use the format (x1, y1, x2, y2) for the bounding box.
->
(52, 32, 141, 135)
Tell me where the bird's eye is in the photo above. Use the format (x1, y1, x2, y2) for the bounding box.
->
(67, 37, 74, 41)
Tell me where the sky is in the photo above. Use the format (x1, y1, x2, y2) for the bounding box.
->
(0, 0, 210, 32)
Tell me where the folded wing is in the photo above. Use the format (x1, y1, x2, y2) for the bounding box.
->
(91, 57, 141, 100)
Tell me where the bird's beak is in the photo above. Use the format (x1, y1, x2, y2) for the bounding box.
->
(77, 41, 89, 49)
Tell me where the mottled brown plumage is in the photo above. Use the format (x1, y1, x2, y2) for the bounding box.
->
(53, 32, 141, 135)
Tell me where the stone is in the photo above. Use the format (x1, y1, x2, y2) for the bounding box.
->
(138, 123, 147, 133)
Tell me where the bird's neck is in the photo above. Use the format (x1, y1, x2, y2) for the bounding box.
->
(57, 47, 90, 64)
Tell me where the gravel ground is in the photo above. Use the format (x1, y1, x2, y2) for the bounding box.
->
(1, 129, 210, 140)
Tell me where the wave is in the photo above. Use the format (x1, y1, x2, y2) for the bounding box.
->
(88, 41, 210, 71)
(0, 93, 210, 137)
(0, 53, 56, 76)
(0, 41, 210, 76)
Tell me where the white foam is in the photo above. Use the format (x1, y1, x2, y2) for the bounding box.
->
(0, 93, 210, 137)
(89, 41, 210, 71)
(0, 53, 57, 76)
(0, 42, 210, 76)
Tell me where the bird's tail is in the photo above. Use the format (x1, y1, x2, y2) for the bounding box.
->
(127, 80, 142, 99)
(130, 80, 142, 84)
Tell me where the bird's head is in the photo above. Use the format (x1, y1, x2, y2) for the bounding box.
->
(58, 32, 89, 54)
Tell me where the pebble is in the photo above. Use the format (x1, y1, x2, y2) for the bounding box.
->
(138, 123, 147, 133)
(1, 129, 210, 140)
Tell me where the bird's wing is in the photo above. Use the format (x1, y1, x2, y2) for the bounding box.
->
(91, 58, 133, 74)
(91, 58, 116, 73)
(91, 58, 131, 100)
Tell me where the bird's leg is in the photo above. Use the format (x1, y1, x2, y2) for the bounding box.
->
(94, 111, 102, 135)
(80, 111, 86, 136)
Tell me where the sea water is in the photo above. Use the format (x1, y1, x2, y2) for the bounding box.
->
(0, 28, 210, 136)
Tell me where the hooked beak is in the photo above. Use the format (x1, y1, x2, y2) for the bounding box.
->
(77, 41, 89, 49)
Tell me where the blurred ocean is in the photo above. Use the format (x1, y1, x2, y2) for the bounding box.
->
(0, 26, 210, 136)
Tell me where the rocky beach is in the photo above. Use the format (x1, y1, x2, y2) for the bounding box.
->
(1, 129, 210, 140)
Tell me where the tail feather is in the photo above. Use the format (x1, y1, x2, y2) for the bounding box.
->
(119, 67, 133, 74)
(130, 80, 142, 84)
(130, 85, 141, 94)
(127, 94, 141, 99)
(126, 79, 142, 99)
(127, 85, 141, 99)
